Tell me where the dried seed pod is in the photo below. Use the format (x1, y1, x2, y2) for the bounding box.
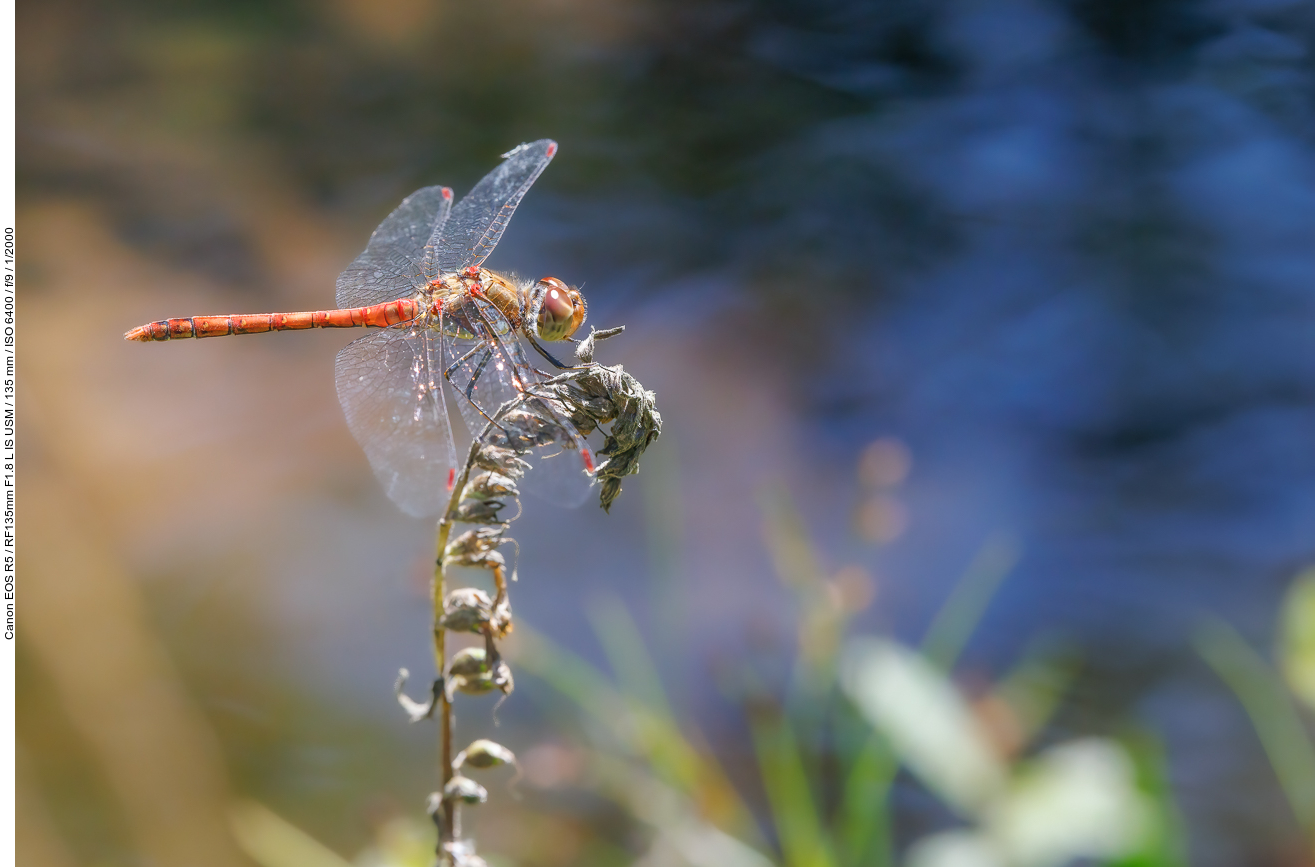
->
(463, 471, 519, 502)
(533, 363, 661, 509)
(540, 380, 613, 432)
(486, 407, 564, 452)
(445, 527, 508, 559)
(444, 581, 513, 638)
(507, 405, 559, 434)
(452, 661, 513, 697)
(445, 648, 514, 698)
(443, 775, 488, 805)
(445, 647, 513, 697)
(445, 547, 506, 570)
(473, 445, 531, 479)
(444, 527, 510, 568)
(455, 739, 517, 770)
(447, 647, 491, 678)
(567, 402, 612, 435)
(439, 588, 494, 634)
(599, 477, 624, 509)
(455, 499, 509, 525)
(437, 585, 512, 637)
(589, 367, 661, 512)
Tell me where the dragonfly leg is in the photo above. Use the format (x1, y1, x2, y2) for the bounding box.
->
(526, 333, 588, 371)
(468, 298, 544, 394)
(464, 346, 495, 402)
(443, 345, 508, 433)
(444, 342, 485, 379)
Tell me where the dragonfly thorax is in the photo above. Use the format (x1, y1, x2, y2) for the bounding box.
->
(425, 269, 523, 340)
(423, 270, 585, 344)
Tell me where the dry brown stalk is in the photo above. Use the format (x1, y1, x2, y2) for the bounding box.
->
(394, 340, 661, 866)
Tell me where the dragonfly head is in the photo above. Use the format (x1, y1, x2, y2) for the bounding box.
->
(533, 276, 587, 341)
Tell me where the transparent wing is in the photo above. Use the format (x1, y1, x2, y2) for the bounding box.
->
(443, 301, 592, 507)
(337, 185, 452, 308)
(336, 245, 427, 310)
(436, 140, 557, 274)
(508, 392, 595, 508)
(368, 185, 454, 258)
(336, 324, 458, 517)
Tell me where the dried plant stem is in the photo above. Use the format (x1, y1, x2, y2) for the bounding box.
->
(412, 352, 659, 867)
(433, 439, 483, 851)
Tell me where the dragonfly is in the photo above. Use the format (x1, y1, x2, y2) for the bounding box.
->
(126, 139, 596, 517)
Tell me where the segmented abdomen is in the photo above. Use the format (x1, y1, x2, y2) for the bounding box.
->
(125, 298, 422, 341)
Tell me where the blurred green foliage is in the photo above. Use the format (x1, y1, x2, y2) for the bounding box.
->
(1197, 568, 1315, 844)
(501, 487, 1185, 867)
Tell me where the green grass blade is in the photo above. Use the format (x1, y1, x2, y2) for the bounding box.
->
(513, 622, 759, 842)
(1107, 730, 1188, 867)
(588, 595, 675, 719)
(991, 638, 1078, 744)
(757, 485, 847, 732)
(1195, 617, 1315, 830)
(758, 485, 827, 594)
(512, 622, 625, 724)
(586, 598, 708, 796)
(229, 801, 354, 867)
(749, 711, 836, 867)
(836, 734, 896, 867)
(920, 535, 1019, 671)
(1279, 568, 1315, 713)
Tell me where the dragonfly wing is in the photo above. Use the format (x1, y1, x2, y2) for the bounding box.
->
(337, 185, 452, 308)
(336, 244, 427, 310)
(436, 140, 557, 274)
(368, 185, 454, 257)
(510, 390, 595, 508)
(336, 324, 458, 517)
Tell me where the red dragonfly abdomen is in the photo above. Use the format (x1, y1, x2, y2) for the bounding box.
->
(125, 298, 422, 342)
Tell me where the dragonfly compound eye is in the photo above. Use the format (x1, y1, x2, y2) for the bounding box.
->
(536, 277, 586, 341)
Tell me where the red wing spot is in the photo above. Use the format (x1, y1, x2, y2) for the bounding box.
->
(582, 448, 595, 473)
(442, 187, 453, 201)
(447, 467, 456, 491)
(546, 142, 558, 158)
